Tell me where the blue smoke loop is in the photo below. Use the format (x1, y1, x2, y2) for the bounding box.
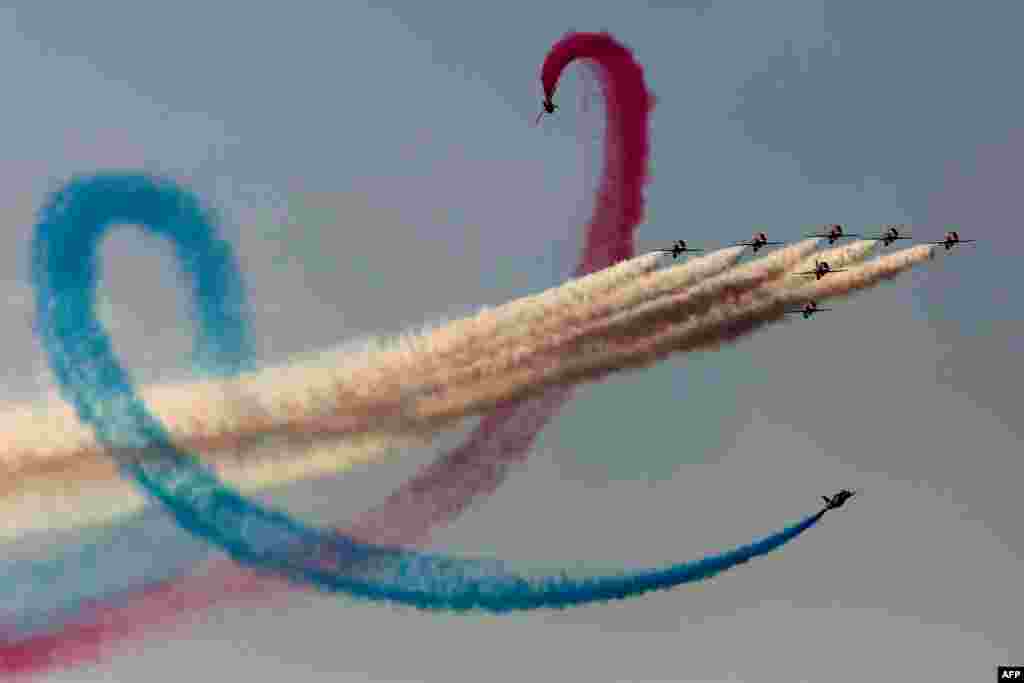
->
(30, 172, 826, 613)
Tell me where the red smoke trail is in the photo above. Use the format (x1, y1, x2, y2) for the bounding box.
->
(0, 31, 653, 677)
(542, 32, 654, 273)
(347, 32, 653, 544)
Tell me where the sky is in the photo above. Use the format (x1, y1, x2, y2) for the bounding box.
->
(1, 1, 1021, 681)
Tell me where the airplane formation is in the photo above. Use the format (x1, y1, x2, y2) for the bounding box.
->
(645, 224, 976, 324)
(651, 225, 977, 262)
(538, 106, 972, 513)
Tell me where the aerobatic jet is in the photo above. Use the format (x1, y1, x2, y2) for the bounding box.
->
(867, 225, 912, 247)
(929, 230, 977, 251)
(733, 232, 785, 253)
(658, 239, 705, 259)
(534, 96, 558, 125)
(785, 300, 833, 319)
(822, 489, 859, 510)
(807, 224, 858, 245)
(793, 259, 847, 281)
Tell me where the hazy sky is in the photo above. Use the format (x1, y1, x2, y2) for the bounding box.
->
(1, 1, 1021, 681)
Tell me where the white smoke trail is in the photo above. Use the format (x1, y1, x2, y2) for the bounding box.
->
(0, 244, 936, 542)
(395, 245, 751, 403)
(786, 240, 880, 282)
(393, 245, 938, 427)
(0, 431, 420, 542)
(0, 251, 669, 540)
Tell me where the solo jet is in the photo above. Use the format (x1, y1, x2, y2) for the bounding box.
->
(929, 230, 977, 251)
(822, 489, 859, 511)
(793, 259, 847, 281)
(807, 224, 858, 245)
(785, 300, 833, 319)
(733, 231, 785, 253)
(867, 225, 912, 247)
(534, 96, 558, 126)
(658, 239, 705, 259)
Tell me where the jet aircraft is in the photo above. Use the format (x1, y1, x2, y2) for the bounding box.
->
(658, 239, 705, 259)
(793, 259, 848, 281)
(822, 489, 859, 510)
(534, 96, 558, 125)
(929, 230, 977, 251)
(867, 225, 912, 247)
(807, 224, 858, 245)
(785, 300, 833, 319)
(733, 232, 785, 253)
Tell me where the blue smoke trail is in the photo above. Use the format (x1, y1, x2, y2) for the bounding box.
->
(29, 172, 826, 613)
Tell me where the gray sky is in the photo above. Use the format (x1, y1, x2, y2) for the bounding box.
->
(1, 1, 1021, 681)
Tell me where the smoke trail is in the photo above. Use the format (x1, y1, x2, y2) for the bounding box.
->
(0, 250, 668, 507)
(2, 31, 658, 542)
(462, 245, 749, 366)
(4, 31, 661, 674)
(420, 251, 664, 362)
(0, 252, 664, 510)
(8, 30, 937, 679)
(531, 239, 821, 355)
(658, 246, 940, 357)
(370, 246, 749, 421)
(1, 238, 804, 513)
(1, 506, 826, 681)
(786, 240, 879, 282)
(574, 245, 941, 366)
(0, 236, 915, 530)
(0, 236, 920, 529)
(199, 240, 821, 443)
(542, 32, 655, 270)
(0, 431, 415, 542)
(389, 246, 938, 428)
(29, 173, 831, 621)
(382, 241, 821, 426)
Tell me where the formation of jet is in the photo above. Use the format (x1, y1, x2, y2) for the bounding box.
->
(867, 225, 912, 247)
(793, 259, 847, 281)
(786, 300, 832, 319)
(822, 489, 859, 511)
(658, 239, 705, 259)
(807, 224, 858, 245)
(929, 230, 977, 251)
(534, 96, 558, 125)
(733, 232, 785, 253)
